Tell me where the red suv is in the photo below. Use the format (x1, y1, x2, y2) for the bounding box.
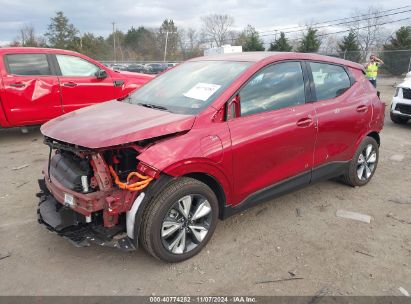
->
(37, 52, 384, 262)
(0, 47, 153, 128)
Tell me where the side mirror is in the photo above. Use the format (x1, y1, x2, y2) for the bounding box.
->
(226, 94, 241, 120)
(95, 69, 108, 79)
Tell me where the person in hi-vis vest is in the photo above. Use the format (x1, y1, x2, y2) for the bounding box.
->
(364, 54, 384, 88)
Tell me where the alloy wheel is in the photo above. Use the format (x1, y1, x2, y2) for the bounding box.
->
(357, 144, 377, 181)
(161, 194, 212, 254)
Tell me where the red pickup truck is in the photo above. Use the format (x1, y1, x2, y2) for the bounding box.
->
(0, 47, 153, 128)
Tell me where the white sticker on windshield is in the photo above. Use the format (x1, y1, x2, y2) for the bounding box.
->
(183, 83, 221, 101)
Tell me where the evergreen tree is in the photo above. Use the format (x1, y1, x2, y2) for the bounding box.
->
(298, 27, 321, 53)
(383, 26, 411, 75)
(104, 30, 125, 61)
(158, 19, 179, 60)
(124, 26, 157, 60)
(236, 25, 264, 51)
(45, 11, 79, 50)
(80, 33, 111, 60)
(338, 31, 361, 62)
(268, 32, 292, 52)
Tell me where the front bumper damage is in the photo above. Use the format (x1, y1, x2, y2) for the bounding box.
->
(37, 179, 136, 251)
(391, 95, 411, 118)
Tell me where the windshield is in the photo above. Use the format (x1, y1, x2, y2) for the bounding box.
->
(128, 60, 252, 114)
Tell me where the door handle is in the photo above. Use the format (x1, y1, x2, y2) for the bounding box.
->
(63, 82, 77, 87)
(356, 105, 368, 113)
(10, 82, 25, 88)
(296, 117, 313, 128)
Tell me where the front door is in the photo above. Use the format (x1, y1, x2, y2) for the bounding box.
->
(227, 61, 317, 204)
(55, 54, 115, 113)
(1, 53, 62, 125)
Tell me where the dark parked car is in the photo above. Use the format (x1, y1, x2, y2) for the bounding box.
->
(37, 52, 384, 262)
(145, 63, 167, 74)
(110, 64, 127, 71)
(127, 64, 145, 73)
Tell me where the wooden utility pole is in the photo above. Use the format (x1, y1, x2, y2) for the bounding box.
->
(112, 21, 116, 62)
(163, 31, 170, 62)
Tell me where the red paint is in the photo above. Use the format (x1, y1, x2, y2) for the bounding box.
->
(41, 100, 196, 148)
(227, 103, 317, 203)
(0, 47, 153, 128)
(41, 52, 384, 210)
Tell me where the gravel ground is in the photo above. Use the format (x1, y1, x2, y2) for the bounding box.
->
(0, 78, 410, 296)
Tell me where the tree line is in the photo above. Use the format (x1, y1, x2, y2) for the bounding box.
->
(9, 10, 411, 75)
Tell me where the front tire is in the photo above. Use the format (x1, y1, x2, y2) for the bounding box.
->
(390, 112, 409, 124)
(139, 177, 219, 262)
(342, 137, 379, 187)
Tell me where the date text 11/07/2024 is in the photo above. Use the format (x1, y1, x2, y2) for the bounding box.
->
(149, 296, 257, 303)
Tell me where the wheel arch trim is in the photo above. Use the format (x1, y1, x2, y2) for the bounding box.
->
(162, 159, 233, 208)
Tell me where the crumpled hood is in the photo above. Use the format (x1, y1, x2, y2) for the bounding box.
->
(41, 100, 196, 149)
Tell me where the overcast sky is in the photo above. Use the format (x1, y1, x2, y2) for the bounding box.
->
(0, 0, 410, 45)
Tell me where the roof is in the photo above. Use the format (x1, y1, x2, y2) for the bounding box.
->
(190, 51, 364, 70)
(0, 47, 81, 56)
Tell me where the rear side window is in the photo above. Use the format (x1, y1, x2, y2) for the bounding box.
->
(309, 62, 351, 100)
(56, 54, 100, 76)
(239, 61, 306, 116)
(5, 54, 51, 75)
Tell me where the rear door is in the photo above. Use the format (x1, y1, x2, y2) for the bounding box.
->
(1, 53, 62, 125)
(54, 54, 115, 113)
(227, 61, 317, 204)
(307, 61, 373, 171)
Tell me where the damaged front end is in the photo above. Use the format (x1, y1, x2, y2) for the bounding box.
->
(37, 137, 159, 251)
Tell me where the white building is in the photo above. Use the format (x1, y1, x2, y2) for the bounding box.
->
(204, 45, 243, 56)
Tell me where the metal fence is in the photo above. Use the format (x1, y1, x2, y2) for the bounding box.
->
(318, 50, 411, 76)
(100, 50, 411, 77)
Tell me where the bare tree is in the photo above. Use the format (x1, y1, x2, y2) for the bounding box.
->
(201, 14, 234, 47)
(186, 28, 199, 50)
(349, 7, 390, 60)
(179, 28, 203, 59)
(16, 25, 43, 47)
(319, 34, 339, 54)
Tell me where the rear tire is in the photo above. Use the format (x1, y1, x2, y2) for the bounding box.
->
(139, 177, 218, 262)
(390, 112, 408, 124)
(342, 137, 379, 187)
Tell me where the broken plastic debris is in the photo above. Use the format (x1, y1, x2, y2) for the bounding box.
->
(12, 164, 29, 170)
(399, 287, 410, 297)
(336, 209, 371, 223)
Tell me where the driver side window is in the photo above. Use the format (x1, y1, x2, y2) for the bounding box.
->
(239, 61, 306, 116)
(56, 54, 100, 77)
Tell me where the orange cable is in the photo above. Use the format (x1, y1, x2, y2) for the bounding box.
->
(109, 165, 153, 191)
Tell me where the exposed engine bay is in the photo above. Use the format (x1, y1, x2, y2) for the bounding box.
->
(37, 136, 160, 250)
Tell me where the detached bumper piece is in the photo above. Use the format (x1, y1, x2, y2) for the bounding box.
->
(37, 181, 136, 251)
